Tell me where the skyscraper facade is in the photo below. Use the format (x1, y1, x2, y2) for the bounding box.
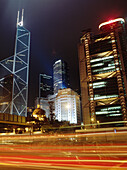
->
(53, 59, 69, 94)
(55, 88, 81, 124)
(39, 74, 53, 98)
(0, 10, 30, 117)
(78, 18, 127, 126)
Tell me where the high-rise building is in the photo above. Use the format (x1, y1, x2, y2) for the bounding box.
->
(53, 59, 70, 94)
(0, 10, 30, 117)
(39, 74, 53, 98)
(78, 18, 127, 126)
(55, 88, 81, 124)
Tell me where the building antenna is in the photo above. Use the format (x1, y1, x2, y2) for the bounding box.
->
(16, 11, 19, 27)
(21, 9, 24, 25)
(17, 9, 24, 27)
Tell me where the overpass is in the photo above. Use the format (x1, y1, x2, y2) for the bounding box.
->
(0, 113, 32, 134)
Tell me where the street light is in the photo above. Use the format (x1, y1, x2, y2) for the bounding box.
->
(91, 117, 94, 122)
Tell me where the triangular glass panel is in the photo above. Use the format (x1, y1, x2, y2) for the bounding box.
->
(0, 75, 13, 100)
(13, 94, 26, 115)
(4, 104, 11, 114)
(0, 66, 11, 79)
(15, 56, 27, 72)
(16, 79, 26, 91)
(13, 79, 26, 102)
(0, 103, 11, 114)
(17, 26, 29, 37)
(0, 75, 13, 114)
(16, 39, 27, 53)
(18, 34, 29, 46)
(0, 56, 14, 75)
(12, 105, 18, 116)
(22, 88, 27, 102)
(17, 50, 28, 63)
(13, 80, 20, 98)
(15, 67, 28, 82)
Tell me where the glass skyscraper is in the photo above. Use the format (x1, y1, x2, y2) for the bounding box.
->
(53, 59, 69, 94)
(39, 74, 53, 98)
(0, 10, 30, 117)
(78, 18, 127, 126)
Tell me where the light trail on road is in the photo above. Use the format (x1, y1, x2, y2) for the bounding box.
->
(0, 143, 127, 169)
(0, 132, 127, 169)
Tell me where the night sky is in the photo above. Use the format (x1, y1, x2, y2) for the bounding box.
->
(0, 0, 127, 106)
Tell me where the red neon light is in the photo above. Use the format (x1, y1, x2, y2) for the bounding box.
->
(99, 18, 125, 29)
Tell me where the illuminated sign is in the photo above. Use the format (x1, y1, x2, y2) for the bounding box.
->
(99, 18, 125, 30)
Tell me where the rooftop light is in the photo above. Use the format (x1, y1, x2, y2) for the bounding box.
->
(99, 18, 125, 30)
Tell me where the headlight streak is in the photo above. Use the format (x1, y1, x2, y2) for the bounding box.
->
(0, 131, 127, 169)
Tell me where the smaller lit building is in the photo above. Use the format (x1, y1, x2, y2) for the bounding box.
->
(32, 108, 47, 121)
(55, 88, 81, 124)
(35, 97, 50, 118)
(35, 94, 56, 120)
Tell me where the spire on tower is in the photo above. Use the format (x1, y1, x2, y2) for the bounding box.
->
(17, 9, 24, 27)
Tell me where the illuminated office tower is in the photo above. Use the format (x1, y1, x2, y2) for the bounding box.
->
(78, 18, 127, 126)
(39, 74, 53, 98)
(55, 88, 81, 124)
(0, 10, 30, 117)
(53, 60, 70, 94)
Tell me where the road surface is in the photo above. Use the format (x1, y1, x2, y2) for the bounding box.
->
(0, 132, 127, 169)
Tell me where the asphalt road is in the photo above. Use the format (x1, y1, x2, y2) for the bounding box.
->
(0, 132, 127, 169)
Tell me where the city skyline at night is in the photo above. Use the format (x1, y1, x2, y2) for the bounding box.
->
(0, 0, 127, 107)
(1, 2, 127, 169)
